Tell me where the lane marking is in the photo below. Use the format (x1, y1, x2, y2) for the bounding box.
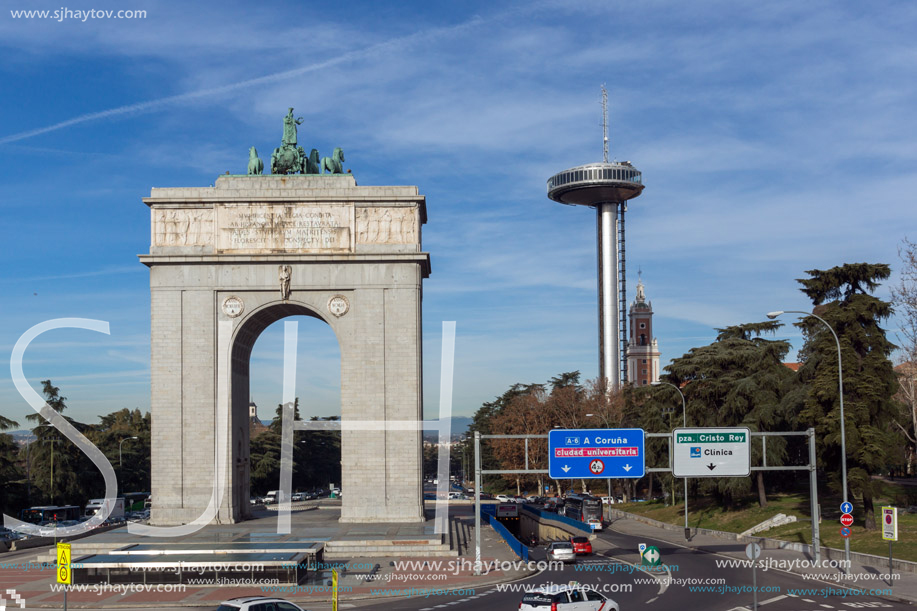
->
(602, 522, 871, 599)
(760, 594, 787, 605)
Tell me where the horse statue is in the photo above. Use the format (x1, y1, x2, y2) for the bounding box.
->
(321, 148, 345, 174)
(303, 148, 321, 174)
(247, 146, 264, 175)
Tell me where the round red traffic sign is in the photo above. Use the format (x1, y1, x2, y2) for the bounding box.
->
(840, 526, 851, 538)
(840, 513, 854, 527)
(886, 514, 893, 524)
(589, 459, 605, 475)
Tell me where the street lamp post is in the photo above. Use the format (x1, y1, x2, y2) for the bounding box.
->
(119, 436, 139, 468)
(42, 437, 60, 505)
(767, 309, 846, 571)
(652, 381, 688, 539)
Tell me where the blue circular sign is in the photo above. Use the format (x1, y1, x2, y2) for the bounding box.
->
(840, 501, 853, 514)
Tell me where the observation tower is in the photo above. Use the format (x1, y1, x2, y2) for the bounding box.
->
(546, 88, 644, 389)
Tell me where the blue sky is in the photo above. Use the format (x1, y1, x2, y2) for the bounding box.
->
(1, 0, 914, 428)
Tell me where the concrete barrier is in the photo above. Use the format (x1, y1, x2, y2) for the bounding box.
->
(521, 506, 594, 544)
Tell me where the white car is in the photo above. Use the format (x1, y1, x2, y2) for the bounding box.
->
(217, 596, 306, 611)
(495, 494, 512, 502)
(546, 541, 576, 564)
(519, 585, 618, 611)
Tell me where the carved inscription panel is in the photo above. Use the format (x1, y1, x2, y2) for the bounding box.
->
(215, 204, 352, 253)
(152, 208, 214, 247)
(356, 207, 418, 245)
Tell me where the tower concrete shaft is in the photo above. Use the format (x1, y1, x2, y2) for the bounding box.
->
(597, 202, 620, 390)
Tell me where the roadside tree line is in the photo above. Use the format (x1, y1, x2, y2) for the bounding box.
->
(0, 388, 342, 518)
(469, 260, 917, 531)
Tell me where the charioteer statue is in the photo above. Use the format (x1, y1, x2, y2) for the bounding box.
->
(246, 108, 346, 176)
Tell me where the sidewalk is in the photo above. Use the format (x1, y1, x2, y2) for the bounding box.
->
(604, 512, 917, 604)
(0, 506, 536, 608)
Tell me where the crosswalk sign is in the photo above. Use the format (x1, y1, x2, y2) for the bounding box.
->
(57, 542, 72, 585)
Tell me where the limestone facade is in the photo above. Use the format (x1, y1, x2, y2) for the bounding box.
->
(141, 175, 430, 525)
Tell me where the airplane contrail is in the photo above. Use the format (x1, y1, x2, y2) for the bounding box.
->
(0, 14, 487, 146)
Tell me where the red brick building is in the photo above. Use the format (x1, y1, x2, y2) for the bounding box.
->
(626, 277, 661, 386)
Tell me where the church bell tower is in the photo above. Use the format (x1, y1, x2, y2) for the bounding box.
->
(626, 275, 661, 386)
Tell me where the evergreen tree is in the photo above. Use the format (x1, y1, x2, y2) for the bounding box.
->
(25, 381, 96, 506)
(663, 321, 797, 507)
(796, 263, 899, 529)
(85, 408, 151, 495)
(249, 399, 341, 494)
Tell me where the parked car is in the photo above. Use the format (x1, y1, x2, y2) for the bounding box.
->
(519, 585, 618, 611)
(571, 536, 593, 555)
(600, 496, 615, 505)
(495, 494, 512, 502)
(547, 541, 576, 564)
(217, 596, 307, 611)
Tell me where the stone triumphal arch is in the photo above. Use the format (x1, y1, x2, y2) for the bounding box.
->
(140, 174, 430, 525)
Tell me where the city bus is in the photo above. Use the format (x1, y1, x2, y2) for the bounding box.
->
(19, 505, 81, 524)
(563, 495, 603, 530)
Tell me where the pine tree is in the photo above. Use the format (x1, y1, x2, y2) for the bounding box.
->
(663, 321, 797, 507)
(796, 263, 899, 530)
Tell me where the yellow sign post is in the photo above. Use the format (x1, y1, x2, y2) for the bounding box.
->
(331, 568, 339, 611)
(57, 542, 71, 611)
(56, 542, 71, 584)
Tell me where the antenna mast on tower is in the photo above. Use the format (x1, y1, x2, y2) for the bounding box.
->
(602, 85, 609, 163)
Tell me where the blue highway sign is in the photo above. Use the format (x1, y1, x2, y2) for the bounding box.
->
(840, 501, 853, 515)
(548, 428, 645, 479)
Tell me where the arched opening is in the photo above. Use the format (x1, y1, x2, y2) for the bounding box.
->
(229, 303, 342, 521)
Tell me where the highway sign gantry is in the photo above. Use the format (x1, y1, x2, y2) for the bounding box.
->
(672, 427, 750, 477)
(548, 428, 645, 479)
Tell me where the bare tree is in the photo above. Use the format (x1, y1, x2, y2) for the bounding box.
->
(892, 238, 917, 473)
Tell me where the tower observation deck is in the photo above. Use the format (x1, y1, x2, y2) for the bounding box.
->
(547, 160, 644, 389)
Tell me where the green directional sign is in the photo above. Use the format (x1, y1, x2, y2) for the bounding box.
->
(675, 431, 747, 443)
(673, 427, 750, 478)
(641, 545, 661, 566)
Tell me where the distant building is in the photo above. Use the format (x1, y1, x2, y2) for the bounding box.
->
(249, 400, 269, 437)
(626, 277, 661, 386)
